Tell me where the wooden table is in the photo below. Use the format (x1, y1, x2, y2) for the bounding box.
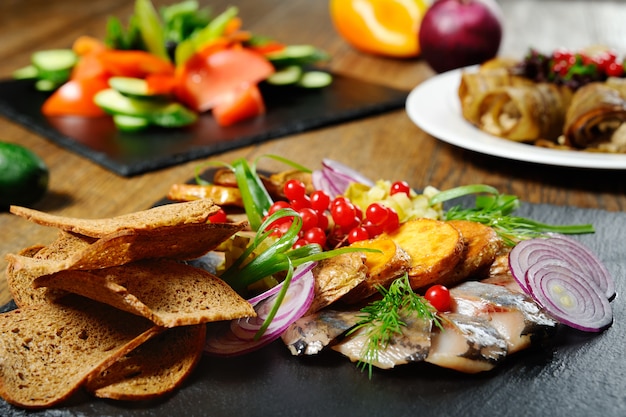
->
(1, 0, 625, 306)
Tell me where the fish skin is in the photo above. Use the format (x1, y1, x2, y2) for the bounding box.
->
(450, 280, 558, 354)
(331, 312, 432, 370)
(281, 309, 362, 356)
(425, 313, 508, 373)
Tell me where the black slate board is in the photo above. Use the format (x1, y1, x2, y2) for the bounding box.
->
(0, 76, 408, 176)
(1, 202, 625, 417)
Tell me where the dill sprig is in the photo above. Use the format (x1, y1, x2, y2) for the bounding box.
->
(348, 274, 442, 378)
(429, 184, 595, 246)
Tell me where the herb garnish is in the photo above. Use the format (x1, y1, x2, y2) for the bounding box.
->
(429, 184, 595, 246)
(348, 274, 442, 378)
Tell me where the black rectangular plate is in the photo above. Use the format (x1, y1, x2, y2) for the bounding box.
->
(1, 202, 625, 417)
(0, 76, 408, 176)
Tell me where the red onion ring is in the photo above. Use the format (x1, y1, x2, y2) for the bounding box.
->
(525, 259, 613, 332)
(205, 262, 317, 356)
(508, 236, 615, 332)
(312, 158, 374, 197)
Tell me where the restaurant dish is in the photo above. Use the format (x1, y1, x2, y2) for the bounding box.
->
(406, 67, 626, 169)
(1, 199, 623, 417)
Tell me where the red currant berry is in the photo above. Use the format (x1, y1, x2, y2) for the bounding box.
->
(383, 207, 400, 232)
(292, 238, 309, 249)
(268, 200, 290, 216)
(348, 226, 370, 244)
(290, 194, 311, 210)
(362, 219, 384, 238)
(390, 181, 411, 196)
(310, 190, 331, 212)
(284, 179, 307, 201)
(365, 202, 389, 226)
(331, 199, 357, 227)
(304, 227, 327, 247)
(298, 207, 318, 231)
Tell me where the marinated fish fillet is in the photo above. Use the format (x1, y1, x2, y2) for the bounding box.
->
(331, 313, 432, 370)
(425, 313, 508, 373)
(281, 309, 362, 356)
(450, 281, 558, 354)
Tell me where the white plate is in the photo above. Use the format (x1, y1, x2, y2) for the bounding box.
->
(405, 67, 626, 169)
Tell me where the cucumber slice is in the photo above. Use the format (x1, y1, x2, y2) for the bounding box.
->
(297, 71, 333, 88)
(13, 65, 38, 80)
(266, 45, 329, 68)
(35, 79, 61, 92)
(113, 114, 150, 132)
(266, 65, 303, 86)
(109, 76, 156, 98)
(94, 89, 197, 128)
(31, 49, 77, 83)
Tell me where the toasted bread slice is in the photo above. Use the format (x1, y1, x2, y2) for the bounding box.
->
(9, 199, 220, 238)
(342, 236, 411, 303)
(306, 252, 368, 314)
(439, 220, 503, 287)
(34, 259, 256, 327)
(85, 324, 206, 401)
(0, 295, 161, 409)
(384, 218, 465, 290)
(6, 221, 247, 279)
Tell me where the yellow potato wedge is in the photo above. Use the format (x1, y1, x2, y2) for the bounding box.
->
(439, 220, 503, 287)
(342, 235, 411, 303)
(384, 218, 465, 290)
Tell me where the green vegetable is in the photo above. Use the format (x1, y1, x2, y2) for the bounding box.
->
(429, 184, 595, 245)
(94, 88, 197, 129)
(347, 274, 442, 378)
(174, 6, 238, 65)
(0, 142, 49, 208)
(135, 0, 170, 61)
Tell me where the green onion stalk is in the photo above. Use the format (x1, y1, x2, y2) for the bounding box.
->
(429, 184, 595, 246)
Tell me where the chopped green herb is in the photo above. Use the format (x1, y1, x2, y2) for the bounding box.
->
(348, 274, 442, 378)
(429, 184, 595, 245)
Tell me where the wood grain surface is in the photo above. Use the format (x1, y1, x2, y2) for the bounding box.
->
(1, 0, 625, 305)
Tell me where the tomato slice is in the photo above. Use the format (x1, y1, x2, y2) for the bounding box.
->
(97, 50, 174, 78)
(41, 77, 109, 117)
(175, 47, 274, 112)
(212, 84, 265, 127)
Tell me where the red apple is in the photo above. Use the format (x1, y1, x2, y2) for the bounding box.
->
(419, 0, 504, 73)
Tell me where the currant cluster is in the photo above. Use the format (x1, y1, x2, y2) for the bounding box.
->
(518, 48, 625, 90)
(265, 179, 411, 249)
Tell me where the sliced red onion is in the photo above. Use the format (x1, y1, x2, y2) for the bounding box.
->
(205, 262, 317, 356)
(312, 159, 374, 197)
(508, 236, 615, 332)
(525, 259, 613, 332)
(246, 261, 316, 305)
(547, 234, 615, 300)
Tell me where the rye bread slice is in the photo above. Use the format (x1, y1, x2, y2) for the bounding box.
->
(34, 259, 256, 327)
(0, 294, 161, 409)
(6, 232, 95, 308)
(5, 221, 247, 279)
(9, 199, 220, 238)
(85, 324, 206, 400)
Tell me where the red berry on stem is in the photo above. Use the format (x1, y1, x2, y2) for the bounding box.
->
(310, 190, 331, 212)
(284, 179, 307, 201)
(331, 199, 357, 228)
(348, 226, 370, 244)
(390, 180, 411, 196)
(304, 227, 327, 247)
(365, 202, 389, 226)
(298, 207, 318, 231)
